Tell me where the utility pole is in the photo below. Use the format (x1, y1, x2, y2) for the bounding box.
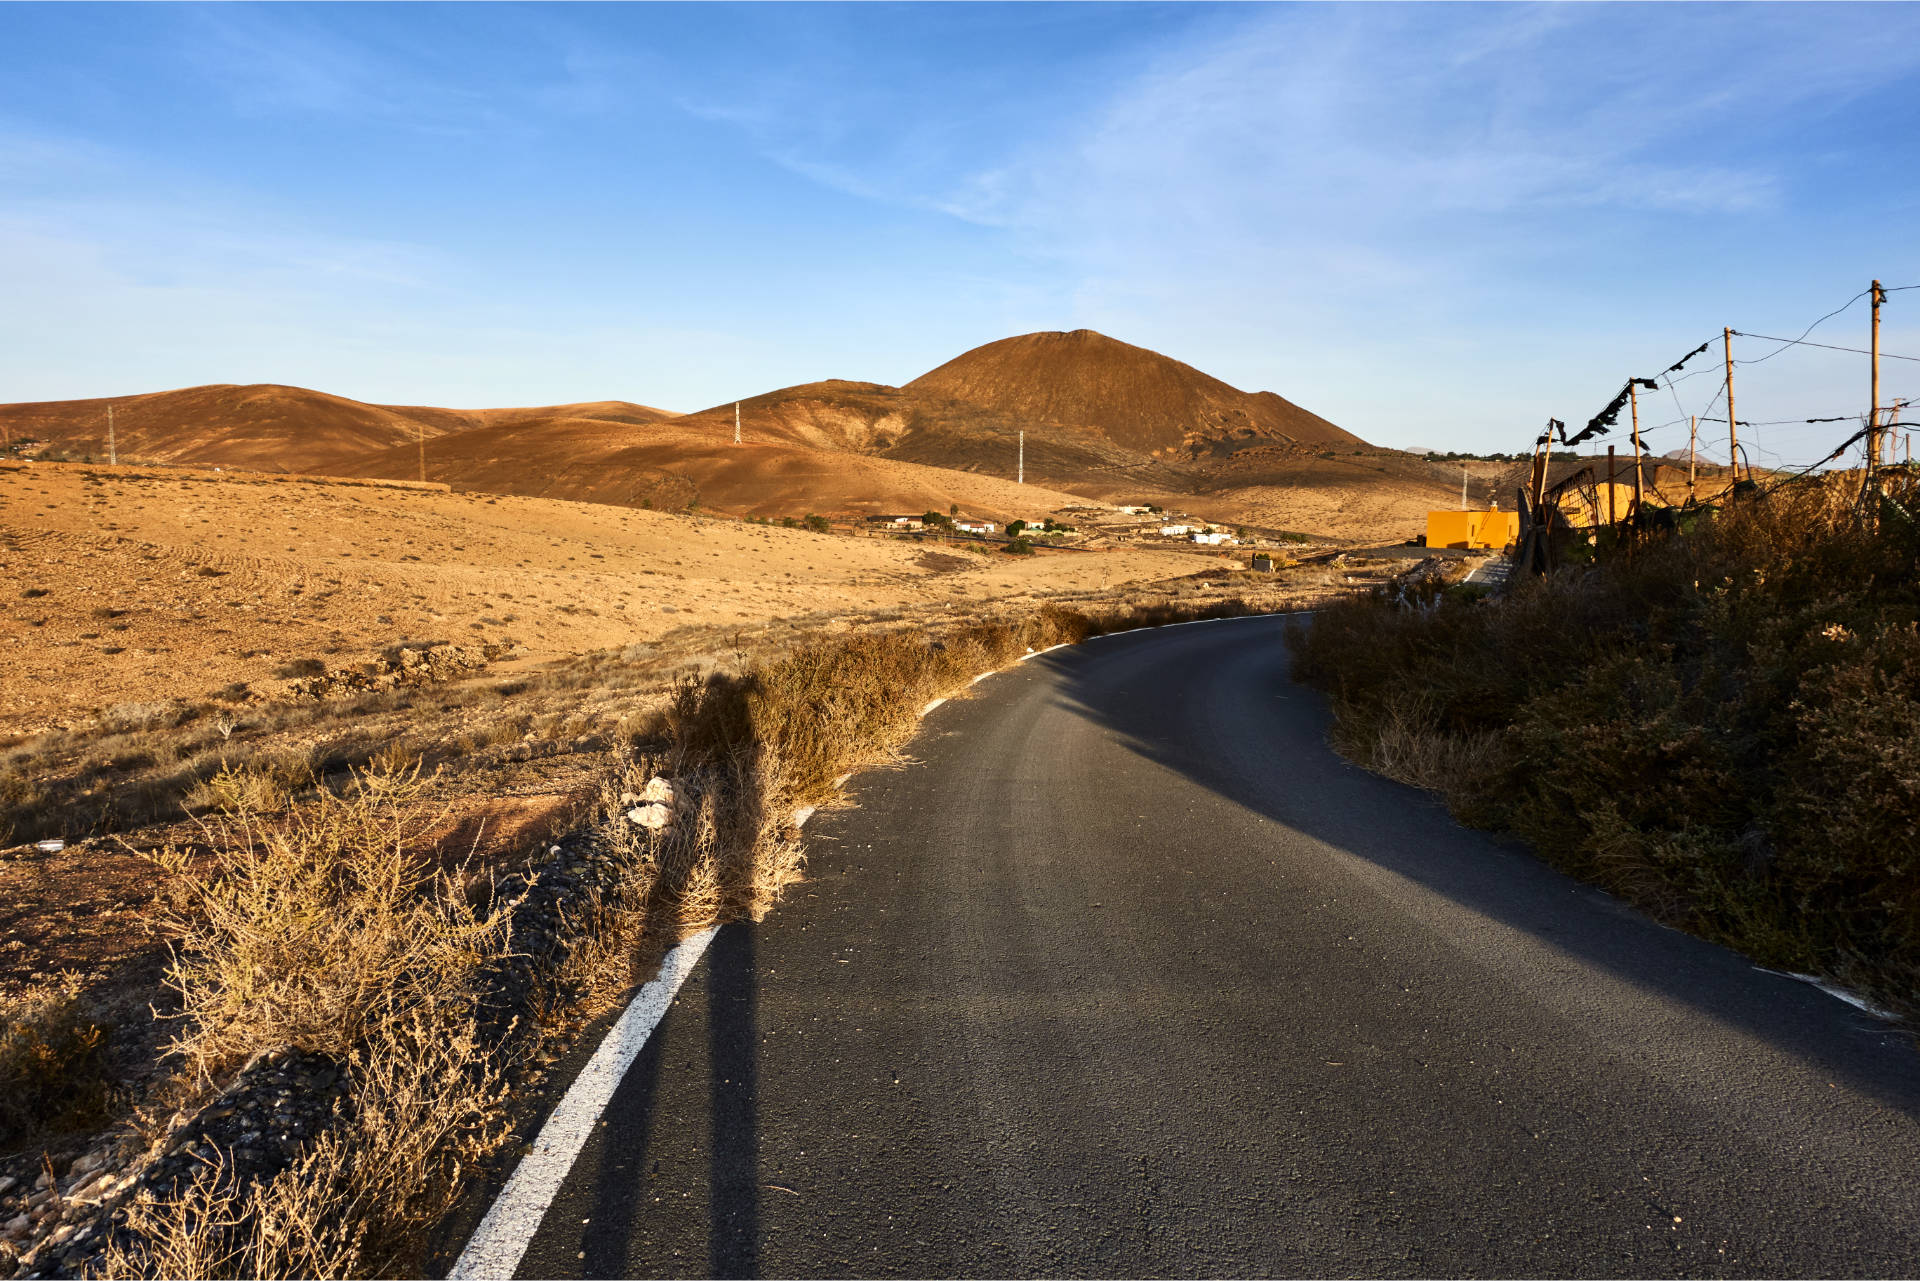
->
(1871, 280, 1885, 470)
(1687, 415, 1698, 503)
(1628, 381, 1645, 521)
(1461, 464, 1468, 511)
(1017, 430, 1024, 485)
(107, 404, 117, 466)
(734, 402, 741, 446)
(1723, 327, 1739, 483)
(1606, 445, 1617, 527)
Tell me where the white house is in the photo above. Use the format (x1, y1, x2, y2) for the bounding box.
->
(955, 520, 997, 535)
(1159, 524, 1196, 537)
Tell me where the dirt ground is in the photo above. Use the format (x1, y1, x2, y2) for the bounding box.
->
(0, 460, 1207, 736)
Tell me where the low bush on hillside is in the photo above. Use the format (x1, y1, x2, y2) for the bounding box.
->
(1289, 475, 1920, 1016)
(0, 980, 111, 1150)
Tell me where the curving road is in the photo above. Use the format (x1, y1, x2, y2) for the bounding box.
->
(503, 614, 1920, 1278)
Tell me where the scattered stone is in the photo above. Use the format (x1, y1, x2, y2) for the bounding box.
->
(625, 803, 671, 831)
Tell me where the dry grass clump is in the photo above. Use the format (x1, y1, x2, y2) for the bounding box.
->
(105, 1015, 509, 1279)
(0, 979, 111, 1150)
(182, 764, 291, 816)
(1290, 476, 1920, 1017)
(159, 769, 513, 1083)
(100, 769, 519, 1277)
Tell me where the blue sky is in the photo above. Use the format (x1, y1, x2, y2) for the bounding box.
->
(4, 2, 1919, 462)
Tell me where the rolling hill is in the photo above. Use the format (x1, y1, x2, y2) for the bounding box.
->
(0, 384, 675, 475)
(330, 414, 1093, 523)
(0, 330, 1465, 538)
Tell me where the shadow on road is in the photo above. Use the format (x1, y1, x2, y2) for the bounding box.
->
(707, 925, 761, 1278)
(1033, 617, 1920, 1121)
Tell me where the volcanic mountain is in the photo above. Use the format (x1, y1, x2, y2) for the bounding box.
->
(905, 329, 1359, 458)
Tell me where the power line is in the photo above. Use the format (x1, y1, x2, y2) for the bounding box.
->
(1733, 330, 1920, 363)
(1734, 288, 1870, 365)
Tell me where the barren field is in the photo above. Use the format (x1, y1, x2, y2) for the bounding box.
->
(0, 461, 1206, 735)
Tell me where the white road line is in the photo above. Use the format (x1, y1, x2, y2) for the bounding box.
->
(922, 697, 947, 714)
(450, 925, 721, 1280)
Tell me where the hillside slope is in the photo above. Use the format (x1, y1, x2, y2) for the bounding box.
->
(328, 415, 1093, 522)
(0, 384, 673, 475)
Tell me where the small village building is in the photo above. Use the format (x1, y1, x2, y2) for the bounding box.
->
(1191, 531, 1233, 546)
(1425, 509, 1519, 550)
(866, 514, 925, 531)
(1159, 523, 1196, 537)
(955, 520, 997, 535)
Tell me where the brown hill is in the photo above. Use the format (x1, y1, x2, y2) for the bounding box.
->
(328, 415, 1093, 523)
(674, 378, 1200, 499)
(3, 332, 1461, 537)
(0, 384, 673, 475)
(905, 329, 1359, 458)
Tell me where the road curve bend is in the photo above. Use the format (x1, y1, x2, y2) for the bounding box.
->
(503, 614, 1920, 1278)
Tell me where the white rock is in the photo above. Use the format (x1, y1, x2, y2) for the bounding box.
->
(638, 777, 677, 806)
(625, 804, 672, 831)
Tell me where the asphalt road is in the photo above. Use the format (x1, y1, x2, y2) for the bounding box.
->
(509, 614, 1920, 1278)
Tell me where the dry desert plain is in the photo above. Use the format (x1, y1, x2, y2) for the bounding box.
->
(0, 460, 1212, 736)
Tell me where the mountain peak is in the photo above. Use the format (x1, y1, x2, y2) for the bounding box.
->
(905, 330, 1356, 455)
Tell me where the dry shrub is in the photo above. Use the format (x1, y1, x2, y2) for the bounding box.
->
(162, 767, 513, 1083)
(1290, 478, 1920, 1016)
(0, 978, 111, 1149)
(104, 1015, 509, 1279)
(183, 764, 289, 816)
(101, 767, 519, 1277)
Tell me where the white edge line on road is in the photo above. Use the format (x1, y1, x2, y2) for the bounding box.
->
(921, 697, 947, 714)
(449, 923, 721, 1281)
(1754, 966, 1899, 1020)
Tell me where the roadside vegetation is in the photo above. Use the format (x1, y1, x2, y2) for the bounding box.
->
(5, 573, 1322, 1278)
(1289, 474, 1920, 1021)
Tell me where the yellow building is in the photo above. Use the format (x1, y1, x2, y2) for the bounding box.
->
(1426, 509, 1519, 550)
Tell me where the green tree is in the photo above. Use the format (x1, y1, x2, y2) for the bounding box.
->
(803, 514, 831, 534)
